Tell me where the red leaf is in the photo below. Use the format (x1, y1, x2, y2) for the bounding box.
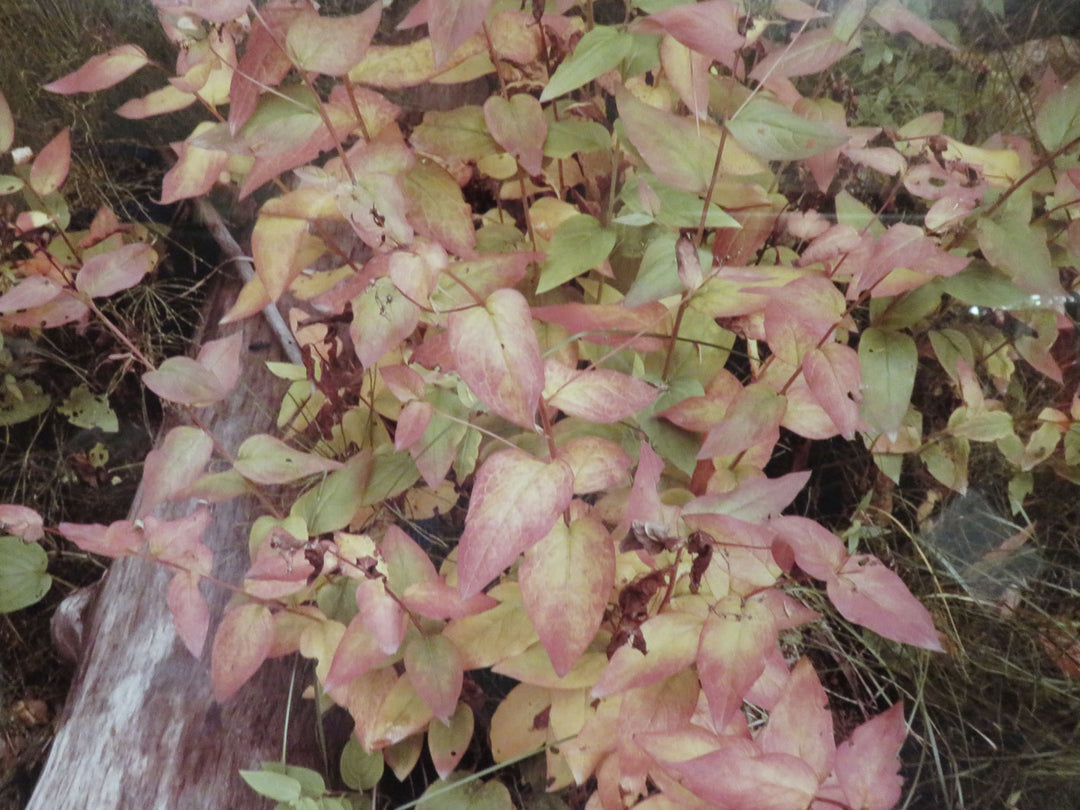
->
(43, 45, 149, 94)
(834, 702, 907, 810)
(519, 516, 615, 676)
(29, 128, 71, 196)
(696, 598, 777, 731)
(76, 242, 157, 299)
(457, 448, 574, 597)
(484, 94, 547, 176)
(211, 603, 275, 702)
(228, 8, 297, 134)
(403, 578, 498, 620)
(0, 276, 63, 314)
(757, 658, 835, 780)
(543, 359, 659, 423)
(404, 634, 464, 723)
(827, 555, 943, 651)
(166, 571, 209, 658)
(448, 289, 544, 429)
(760, 275, 846, 365)
(850, 223, 968, 301)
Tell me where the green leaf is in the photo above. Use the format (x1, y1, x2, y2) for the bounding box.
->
(727, 98, 848, 161)
(259, 763, 326, 797)
(412, 106, 497, 163)
(58, 384, 118, 432)
(290, 453, 372, 536)
(360, 450, 421, 506)
(0, 379, 50, 427)
(921, 435, 969, 493)
(859, 327, 917, 439)
(1035, 80, 1080, 151)
(234, 434, 344, 485)
(416, 773, 515, 810)
(0, 537, 51, 612)
(976, 214, 1064, 304)
(340, 737, 384, 791)
(616, 180, 740, 229)
(543, 119, 611, 159)
(540, 26, 633, 102)
(239, 769, 303, 802)
(537, 214, 616, 293)
(0, 175, 24, 195)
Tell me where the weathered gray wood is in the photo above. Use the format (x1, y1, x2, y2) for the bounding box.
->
(28, 279, 329, 809)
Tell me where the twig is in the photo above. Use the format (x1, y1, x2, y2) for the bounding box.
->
(192, 198, 304, 365)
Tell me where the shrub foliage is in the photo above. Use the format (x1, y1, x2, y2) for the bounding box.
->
(3, 0, 1080, 808)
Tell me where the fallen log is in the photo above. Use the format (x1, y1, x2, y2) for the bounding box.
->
(27, 271, 336, 809)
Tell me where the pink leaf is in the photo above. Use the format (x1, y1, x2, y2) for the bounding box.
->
(685, 470, 811, 522)
(850, 223, 969, 301)
(555, 436, 633, 494)
(457, 448, 574, 597)
(211, 603, 275, 702)
(166, 571, 209, 658)
(196, 332, 244, 394)
(76, 242, 157, 299)
(654, 737, 820, 810)
(757, 658, 835, 780)
(633, 0, 744, 63)
(448, 289, 544, 429)
(834, 702, 907, 810)
(43, 45, 149, 94)
(402, 578, 497, 620)
(698, 383, 785, 458)
(869, 0, 956, 50)
(543, 359, 659, 423)
(142, 356, 227, 406)
(324, 616, 387, 691)
(285, 4, 382, 76)
(59, 520, 141, 558)
(615, 87, 719, 194)
(29, 128, 71, 196)
(697, 599, 777, 731)
(0, 276, 63, 314)
(802, 343, 864, 439)
(137, 426, 214, 518)
(532, 301, 670, 352)
(750, 28, 854, 82)
(403, 0, 494, 69)
(769, 515, 847, 581)
(519, 515, 615, 676)
(0, 505, 43, 542)
(143, 508, 213, 574)
(483, 94, 548, 176)
(827, 555, 943, 650)
(351, 277, 420, 367)
(356, 578, 408, 655)
(404, 634, 463, 723)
